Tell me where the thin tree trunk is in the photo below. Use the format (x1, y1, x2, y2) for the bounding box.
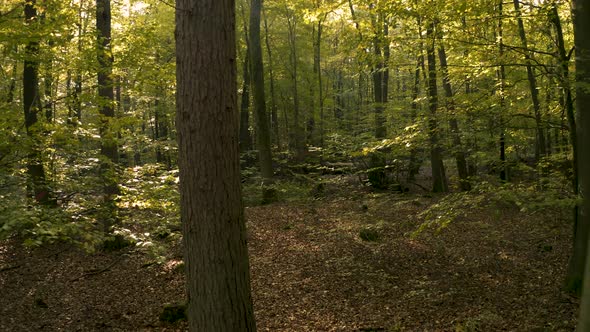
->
(250, 0, 273, 179)
(497, 0, 508, 182)
(513, 0, 546, 160)
(425, 22, 448, 193)
(316, 18, 325, 148)
(371, 8, 387, 139)
(407, 55, 422, 182)
(239, 2, 252, 152)
(263, 10, 279, 149)
(286, 12, 303, 156)
(239, 52, 253, 152)
(437, 37, 470, 191)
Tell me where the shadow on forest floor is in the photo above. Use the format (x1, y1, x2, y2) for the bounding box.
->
(0, 176, 579, 331)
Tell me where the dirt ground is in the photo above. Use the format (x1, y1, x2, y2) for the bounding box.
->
(0, 182, 580, 331)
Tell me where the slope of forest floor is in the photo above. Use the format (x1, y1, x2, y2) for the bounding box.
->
(0, 175, 580, 331)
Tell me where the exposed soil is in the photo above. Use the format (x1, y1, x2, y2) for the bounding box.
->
(0, 179, 580, 331)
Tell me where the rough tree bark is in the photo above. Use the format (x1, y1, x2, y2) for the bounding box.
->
(371, 7, 388, 139)
(239, 2, 252, 152)
(23, 0, 52, 205)
(96, 0, 119, 230)
(425, 21, 448, 193)
(250, 0, 273, 180)
(437, 37, 470, 191)
(263, 10, 280, 149)
(513, 0, 547, 160)
(497, 0, 508, 182)
(570, 0, 590, 304)
(286, 11, 304, 156)
(175, 0, 257, 330)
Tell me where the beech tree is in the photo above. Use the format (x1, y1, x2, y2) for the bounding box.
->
(175, 0, 257, 330)
(22, 0, 51, 204)
(574, 0, 590, 324)
(96, 0, 119, 229)
(250, 0, 273, 179)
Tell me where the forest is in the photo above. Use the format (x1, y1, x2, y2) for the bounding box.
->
(1, 0, 590, 330)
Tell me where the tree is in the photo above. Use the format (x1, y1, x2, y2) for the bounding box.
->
(250, 0, 273, 179)
(22, 0, 51, 204)
(574, 0, 590, 325)
(371, 5, 388, 139)
(497, 0, 507, 182)
(175, 0, 257, 330)
(512, 0, 546, 161)
(263, 9, 280, 148)
(436, 31, 470, 191)
(425, 21, 448, 193)
(96, 0, 119, 230)
(285, 7, 305, 156)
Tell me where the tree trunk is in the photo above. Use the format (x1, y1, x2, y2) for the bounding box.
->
(96, 0, 119, 230)
(175, 0, 257, 330)
(239, 49, 253, 152)
(497, 0, 508, 182)
(570, 0, 590, 302)
(425, 22, 448, 193)
(23, 0, 51, 205)
(371, 9, 388, 139)
(547, 1, 584, 294)
(263, 11, 280, 149)
(249, 0, 273, 179)
(286, 12, 304, 156)
(407, 54, 422, 182)
(575, 0, 590, 326)
(437, 38, 470, 191)
(315, 18, 325, 148)
(513, 0, 546, 160)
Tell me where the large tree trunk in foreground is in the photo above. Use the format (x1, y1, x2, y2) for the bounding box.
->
(572, 0, 590, 320)
(175, 0, 257, 330)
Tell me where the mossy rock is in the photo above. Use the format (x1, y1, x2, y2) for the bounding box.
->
(261, 186, 278, 204)
(564, 277, 583, 296)
(102, 234, 135, 251)
(309, 182, 325, 199)
(159, 303, 187, 323)
(173, 261, 185, 274)
(359, 228, 380, 242)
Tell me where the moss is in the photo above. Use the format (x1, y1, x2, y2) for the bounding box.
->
(359, 228, 379, 242)
(564, 277, 583, 296)
(261, 186, 278, 204)
(173, 262, 185, 274)
(159, 303, 187, 323)
(34, 298, 48, 309)
(102, 234, 135, 251)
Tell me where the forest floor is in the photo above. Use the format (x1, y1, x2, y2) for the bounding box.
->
(0, 175, 580, 331)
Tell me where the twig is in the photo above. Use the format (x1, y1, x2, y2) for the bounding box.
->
(70, 254, 125, 282)
(0, 264, 20, 273)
